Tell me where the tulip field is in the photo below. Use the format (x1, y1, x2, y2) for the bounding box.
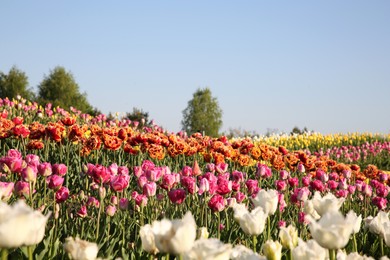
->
(0, 97, 390, 260)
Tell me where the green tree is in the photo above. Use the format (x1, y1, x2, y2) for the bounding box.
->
(0, 66, 35, 100)
(125, 107, 151, 128)
(290, 126, 309, 135)
(37, 66, 94, 113)
(181, 87, 223, 137)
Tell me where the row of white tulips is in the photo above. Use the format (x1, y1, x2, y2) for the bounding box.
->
(0, 189, 389, 259)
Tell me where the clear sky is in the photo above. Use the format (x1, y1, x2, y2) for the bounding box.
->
(1, 1, 389, 135)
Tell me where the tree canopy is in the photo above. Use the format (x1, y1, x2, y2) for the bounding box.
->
(0, 66, 35, 100)
(181, 87, 223, 137)
(37, 66, 94, 114)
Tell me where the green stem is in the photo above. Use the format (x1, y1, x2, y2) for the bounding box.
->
(252, 235, 257, 252)
(288, 249, 292, 260)
(96, 199, 103, 241)
(1, 249, 8, 260)
(329, 249, 335, 260)
(353, 233, 357, 252)
(267, 216, 271, 241)
(28, 246, 33, 260)
(217, 212, 221, 240)
(380, 238, 384, 257)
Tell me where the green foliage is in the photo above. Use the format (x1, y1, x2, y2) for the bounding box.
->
(0, 66, 35, 100)
(290, 126, 309, 135)
(181, 87, 223, 137)
(37, 66, 94, 114)
(125, 107, 151, 127)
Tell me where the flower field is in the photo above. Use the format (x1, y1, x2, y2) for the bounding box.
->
(0, 97, 389, 260)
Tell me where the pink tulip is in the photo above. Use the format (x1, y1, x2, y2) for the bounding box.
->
(297, 163, 305, 173)
(256, 164, 272, 179)
(327, 180, 339, 190)
(168, 189, 186, 205)
(206, 163, 215, 173)
(310, 180, 325, 192)
(161, 173, 177, 191)
(143, 182, 157, 197)
(372, 196, 387, 210)
(246, 179, 259, 196)
(92, 165, 111, 184)
(47, 175, 64, 190)
(181, 166, 192, 177)
(77, 205, 88, 218)
(234, 192, 246, 203)
(118, 166, 129, 176)
(110, 196, 118, 205)
(141, 160, 155, 171)
(232, 170, 245, 182)
(52, 163, 68, 176)
(302, 176, 311, 187)
(198, 178, 210, 195)
(0, 182, 14, 201)
(215, 162, 228, 174)
(110, 175, 129, 192)
(315, 169, 328, 183)
(87, 196, 100, 208)
(275, 180, 287, 191)
(231, 181, 241, 192)
(38, 162, 52, 177)
(208, 194, 225, 212)
(107, 163, 118, 175)
(14, 181, 30, 197)
(21, 165, 38, 182)
(181, 176, 198, 194)
(106, 205, 117, 216)
(134, 194, 148, 207)
(25, 154, 40, 167)
(133, 166, 143, 178)
(288, 177, 299, 187)
(119, 198, 129, 210)
(279, 170, 290, 180)
(137, 174, 148, 188)
(216, 176, 232, 195)
(55, 186, 69, 203)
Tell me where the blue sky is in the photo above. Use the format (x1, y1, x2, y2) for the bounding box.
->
(1, 1, 389, 135)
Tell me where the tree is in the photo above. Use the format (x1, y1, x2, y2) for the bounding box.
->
(290, 126, 309, 135)
(181, 88, 223, 137)
(125, 107, 151, 126)
(37, 66, 94, 113)
(0, 66, 35, 100)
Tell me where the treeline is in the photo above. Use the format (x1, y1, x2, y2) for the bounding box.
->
(0, 66, 98, 115)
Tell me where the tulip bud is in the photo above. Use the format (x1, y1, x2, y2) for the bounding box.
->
(99, 186, 106, 199)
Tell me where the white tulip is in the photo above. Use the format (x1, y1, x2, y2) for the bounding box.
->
(151, 211, 196, 255)
(364, 211, 389, 236)
(197, 227, 209, 239)
(232, 204, 267, 235)
(303, 200, 321, 220)
(346, 211, 362, 234)
(183, 238, 231, 260)
(251, 189, 279, 215)
(63, 237, 99, 260)
(336, 250, 375, 260)
(262, 240, 282, 260)
(311, 192, 345, 217)
(364, 211, 390, 246)
(279, 225, 298, 249)
(230, 245, 266, 260)
(306, 210, 355, 250)
(0, 200, 51, 248)
(139, 224, 159, 254)
(292, 239, 328, 260)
